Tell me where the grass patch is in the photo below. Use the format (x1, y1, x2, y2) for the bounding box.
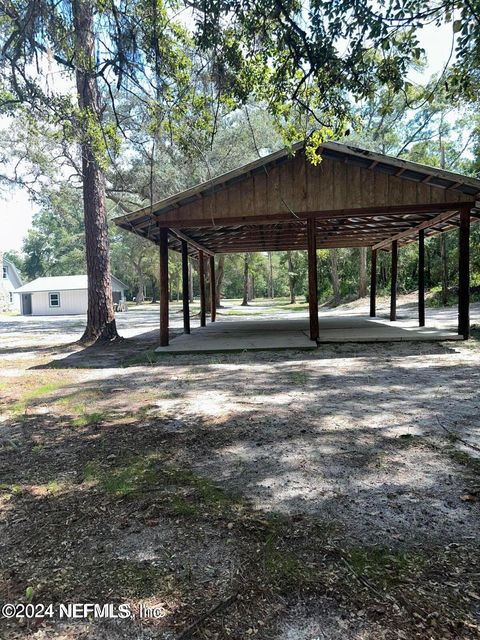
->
(426, 287, 480, 309)
(46, 480, 64, 494)
(39, 559, 177, 602)
(160, 389, 184, 400)
(274, 303, 309, 311)
(263, 536, 317, 586)
(121, 349, 159, 367)
(218, 309, 267, 316)
(83, 456, 239, 513)
(169, 495, 200, 516)
(258, 515, 326, 589)
(287, 369, 309, 386)
(470, 324, 480, 342)
(10, 381, 66, 414)
(55, 388, 105, 407)
(395, 433, 425, 449)
(0, 483, 23, 495)
(54, 388, 111, 425)
(346, 547, 425, 588)
(446, 447, 480, 474)
(25, 382, 63, 398)
(71, 411, 109, 427)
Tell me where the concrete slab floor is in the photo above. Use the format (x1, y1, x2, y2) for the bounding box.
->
(155, 315, 463, 354)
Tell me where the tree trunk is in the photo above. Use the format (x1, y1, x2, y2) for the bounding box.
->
(150, 275, 158, 303)
(330, 249, 341, 305)
(136, 280, 145, 304)
(74, 0, 118, 344)
(248, 273, 254, 301)
(440, 234, 449, 305)
(241, 253, 249, 306)
(188, 258, 194, 302)
(268, 252, 274, 298)
(426, 244, 431, 289)
(215, 255, 225, 308)
(287, 252, 296, 304)
(205, 261, 211, 311)
(359, 247, 367, 298)
(133, 257, 145, 304)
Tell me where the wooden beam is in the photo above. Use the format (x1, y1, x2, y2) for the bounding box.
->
(372, 208, 465, 251)
(418, 229, 425, 327)
(169, 228, 215, 257)
(390, 240, 398, 322)
(181, 240, 190, 334)
(198, 250, 206, 327)
(209, 255, 216, 322)
(458, 208, 470, 339)
(150, 202, 474, 229)
(205, 233, 390, 247)
(209, 237, 390, 251)
(370, 248, 377, 318)
(307, 218, 319, 341)
(159, 227, 169, 346)
(188, 218, 427, 239)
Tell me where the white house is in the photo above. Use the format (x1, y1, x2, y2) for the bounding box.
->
(1, 255, 23, 312)
(15, 274, 127, 316)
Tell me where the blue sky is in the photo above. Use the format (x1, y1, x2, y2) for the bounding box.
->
(0, 19, 457, 253)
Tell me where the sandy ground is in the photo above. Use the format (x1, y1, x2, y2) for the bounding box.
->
(0, 297, 479, 639)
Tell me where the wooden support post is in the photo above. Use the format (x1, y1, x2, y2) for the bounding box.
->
(181, 240, 190, 334)
(198, 250, 206, 327)
(159, 227, 169, 346)
(390, 239, 398, 322)
(209, 256, 216, 322)
(370, 248, 377, 318)
(458, 208, 470, 339)
(307, 218, 319, 341)
(418, 229, 425, 327)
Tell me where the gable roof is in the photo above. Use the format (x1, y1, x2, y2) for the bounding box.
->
(115, 140, 480, 227)
(113, 140, 480, 254)
(15, 274, 127, 294)
(3, 258, 23, 288)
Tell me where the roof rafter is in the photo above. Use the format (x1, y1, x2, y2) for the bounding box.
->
(372, 208, 467, 251)
(168, 228, 215, 257)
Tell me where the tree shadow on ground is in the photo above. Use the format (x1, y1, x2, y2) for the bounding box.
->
(1, 350, 479, 638)
(29, 327, 462, 370)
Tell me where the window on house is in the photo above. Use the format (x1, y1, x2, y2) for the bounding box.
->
(49, 292, 60, 308)
(9, 292, 13, 303)
(2, 266, 7, 279)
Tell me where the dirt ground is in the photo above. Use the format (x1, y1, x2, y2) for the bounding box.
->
(0, 299, 479, 639)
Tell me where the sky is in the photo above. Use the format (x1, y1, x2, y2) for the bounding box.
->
(0, 19, 457, 254)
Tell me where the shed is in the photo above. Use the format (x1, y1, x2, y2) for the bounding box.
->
(114, 140, 480, 346)
(15, 274, 127, 316)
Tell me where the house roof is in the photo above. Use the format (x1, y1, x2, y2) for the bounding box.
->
(4, 258, 23, 288)
(15, 274, 127, 294)
(113, 140, 480, 254)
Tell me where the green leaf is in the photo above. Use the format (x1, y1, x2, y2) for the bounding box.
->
(453, 20, 462, 33)
(25, 586, 34, 602)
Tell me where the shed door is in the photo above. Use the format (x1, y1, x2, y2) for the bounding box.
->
(112, 291, 122, 304)
(22, 294, 32, 315)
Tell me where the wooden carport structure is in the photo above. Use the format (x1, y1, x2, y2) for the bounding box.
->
(114, 141, 480, 346)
